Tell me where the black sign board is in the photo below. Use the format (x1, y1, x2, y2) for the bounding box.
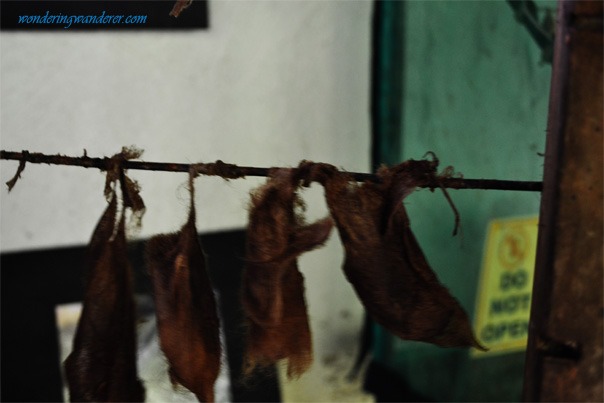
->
(1, 1, 209, 30)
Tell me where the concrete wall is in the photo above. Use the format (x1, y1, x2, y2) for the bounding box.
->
(1, 1, 371, 252)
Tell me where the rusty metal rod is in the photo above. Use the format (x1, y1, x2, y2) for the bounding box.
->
(0, 150, 543, 192)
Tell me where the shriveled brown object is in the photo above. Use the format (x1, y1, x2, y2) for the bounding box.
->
(64, 195, 145, 402)
(146, 188, 221, 402)
(242, 169, 333, 378)
(301, 160, 484, 349)
(170, 0, 192, 17)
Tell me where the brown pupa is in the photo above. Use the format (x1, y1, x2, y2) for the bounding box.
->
(242, 168, 333, 378)
(300, 160, 485, 350)
(146, 174, 221, 402)
(64, 193, 145, 402)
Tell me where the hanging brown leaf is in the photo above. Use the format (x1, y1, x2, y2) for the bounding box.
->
(64, 194, 146, 402)
(170, 0, 193, 17)
(301, 160, 485, 350)
(146, 188, 221, 402)
(242, 168, 334, 378)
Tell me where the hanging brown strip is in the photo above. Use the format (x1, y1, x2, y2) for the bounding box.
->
(146, 168, 222, 402)
(300, 159, 485, 350)
(170, 0, 193, 17)
(241, 168, 333, 379)
(64, 169, 145, 402)
(4, 151, 27, 192)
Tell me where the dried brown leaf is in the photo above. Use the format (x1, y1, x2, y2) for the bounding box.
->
(242, 168, 333, 379)
(64, 195, 145, 402)
(304, 160, 485, 350)
(146, 195, 221, 402)
(170, 0, 193, 18)
(5, 157, 26, 192)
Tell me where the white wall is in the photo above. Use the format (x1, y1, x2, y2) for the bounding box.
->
(1, 0, 371, 252)
(1, 1, 372, 401)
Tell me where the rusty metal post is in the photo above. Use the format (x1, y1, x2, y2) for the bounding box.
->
(523, 0, 603, 401)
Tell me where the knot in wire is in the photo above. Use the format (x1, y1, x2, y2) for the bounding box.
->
(103, 147, 146, 229)
(192, 160, 245, 180)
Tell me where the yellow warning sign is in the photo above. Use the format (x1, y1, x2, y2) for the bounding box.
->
(472, 216, 539, 357)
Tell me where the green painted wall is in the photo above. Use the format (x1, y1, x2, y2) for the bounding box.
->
(374, 1, 553, 401)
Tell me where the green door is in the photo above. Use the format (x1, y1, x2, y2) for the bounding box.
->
(372, 1, 553, 401)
